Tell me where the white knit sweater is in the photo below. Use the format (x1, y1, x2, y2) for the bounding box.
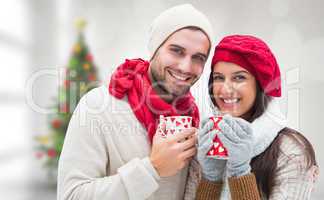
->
(57, 85, 189, 200)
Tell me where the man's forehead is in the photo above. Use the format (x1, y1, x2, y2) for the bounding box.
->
(163, 28, 210, 54)
(166, 28, 209, 42)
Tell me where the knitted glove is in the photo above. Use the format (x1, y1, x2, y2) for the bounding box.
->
(197, 118, 227, 181)
(217, 115, 254, 177)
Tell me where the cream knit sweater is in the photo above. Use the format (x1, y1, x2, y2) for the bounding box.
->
(57, 85, 189, 200)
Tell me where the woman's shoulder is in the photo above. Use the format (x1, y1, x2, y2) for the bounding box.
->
(277, 128, 305, 156)
(276, 127, 317, 168)
(274, 128, 319, 184)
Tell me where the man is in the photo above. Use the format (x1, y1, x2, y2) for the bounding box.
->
(57, 4, 213, 200)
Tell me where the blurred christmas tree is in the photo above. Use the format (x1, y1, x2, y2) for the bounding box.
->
(35, 19, 99, 177)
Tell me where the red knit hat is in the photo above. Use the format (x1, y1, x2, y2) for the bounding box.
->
(211, 35, 281, 97)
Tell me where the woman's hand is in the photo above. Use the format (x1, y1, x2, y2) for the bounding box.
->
(197, 118, 226, 181)
(217, 115, 254, 177)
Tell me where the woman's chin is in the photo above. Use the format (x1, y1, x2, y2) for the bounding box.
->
(219, 110, 238, 117)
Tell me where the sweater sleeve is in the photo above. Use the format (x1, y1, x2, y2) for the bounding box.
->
(183, 159, 202, 200)
(57, 91, 160, 200)
(269, 135, 319, 200)
(228, 173, 261, 200)
(195, 178, 223, 200)
(195, 173, 260, 200)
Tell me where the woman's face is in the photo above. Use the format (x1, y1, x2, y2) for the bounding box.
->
(212, 61, 257, 118)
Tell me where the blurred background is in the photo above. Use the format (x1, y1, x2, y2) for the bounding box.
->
(1, 0, 323, 199)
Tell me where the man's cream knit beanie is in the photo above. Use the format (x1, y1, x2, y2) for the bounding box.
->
(148, 4, 214, 59)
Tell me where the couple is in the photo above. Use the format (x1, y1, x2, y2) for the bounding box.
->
(57, 4, 318, 200)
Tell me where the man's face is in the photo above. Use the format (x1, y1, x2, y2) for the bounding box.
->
(150, 28, 210, 99)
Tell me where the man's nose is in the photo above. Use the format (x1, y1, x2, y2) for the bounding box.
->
(178, 56, 193, 73)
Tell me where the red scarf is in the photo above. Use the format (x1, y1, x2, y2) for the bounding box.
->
(109, 58, 200, 143)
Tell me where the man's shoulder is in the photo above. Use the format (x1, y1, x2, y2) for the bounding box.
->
(83, 85, 109, 102)
(80, 85, 109, 109)
(79, 85, 132, 115)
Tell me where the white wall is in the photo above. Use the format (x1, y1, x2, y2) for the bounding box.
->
(5, 0, 322, 199)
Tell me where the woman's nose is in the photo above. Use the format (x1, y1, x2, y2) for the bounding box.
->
(221, 79, 235, 94)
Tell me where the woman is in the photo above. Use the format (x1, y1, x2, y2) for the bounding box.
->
(193, 35, 318, 199)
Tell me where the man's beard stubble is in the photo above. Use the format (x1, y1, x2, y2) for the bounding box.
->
(150, 66, 175, 99)
(149, 57, 194, 101)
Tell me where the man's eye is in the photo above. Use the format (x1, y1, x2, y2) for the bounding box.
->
(193, 55, 206, 63)
(170, 48, 183, 55)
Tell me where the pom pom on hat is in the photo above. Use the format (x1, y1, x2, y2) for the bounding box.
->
(211, 35, 281, 97)
(148, 4, 214, 59)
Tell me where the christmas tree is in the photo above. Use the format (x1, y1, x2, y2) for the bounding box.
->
(35, 19, 99, 175)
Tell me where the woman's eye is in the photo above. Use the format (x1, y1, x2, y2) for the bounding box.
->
(213, 75, 224, 81)
(233, 75, 246, 81)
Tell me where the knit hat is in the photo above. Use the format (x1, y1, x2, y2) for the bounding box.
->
(148, 4, 214, 59)
(211, 35, 281, 97)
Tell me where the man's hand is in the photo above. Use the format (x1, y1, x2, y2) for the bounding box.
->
(150, 127, 197, 177)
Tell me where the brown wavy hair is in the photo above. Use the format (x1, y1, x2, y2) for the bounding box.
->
(208, 72, 317, 198)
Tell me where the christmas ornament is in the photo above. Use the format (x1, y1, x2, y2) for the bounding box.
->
(86, 54, 93, 62)
(88, 74, 96, 81)
(83, 63, 90, 70)
(64, 80, 70, 88)
(73, 44, 82, 53)
(60, 103, 69, 113)
(47, 149, 57, 158)
(51, 119, 62, 129)
(80, 83, 88, 94)
(69, 58, 78, 68)
(35, 152, 44, 159)
(75, 18, 87, 31)
(35, 135, 50, 145)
